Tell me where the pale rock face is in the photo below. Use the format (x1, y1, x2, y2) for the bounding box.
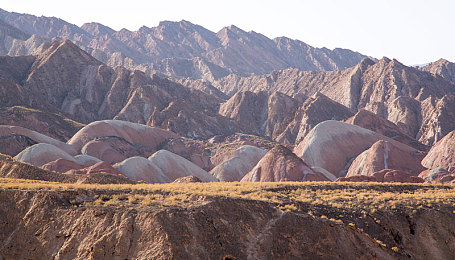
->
(148, 150, 218, 182)
(294, 120, 410, 177)
(14, 143, 76, 167)
(346, 140, 425, 177)
(241, 145, 328, 182)
(210, 145, 266, 182)
(114, 156, 168, 183)
(68, 120, 178, 154)
(73, 155, 102, 167)
(421, 131, 455, 172)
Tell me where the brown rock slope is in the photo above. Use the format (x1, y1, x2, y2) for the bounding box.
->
(0, 125, 76, 156)
(219, 91, 303, 139)
(346, 140, 425, 177)
(212, 58, 455, 145)
(1, 182, 455, 259)
(0, 106, 84, 141)
(241, 145, 329, 182)
(421, 130, 455, 172)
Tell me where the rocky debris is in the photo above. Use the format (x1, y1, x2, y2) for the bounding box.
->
(172, 175, 202, 183)
(0, 106, 84, 142)
(346, 140, 425, 177)
(14, 143, 77, 167)
(73, 154, 102, 166)
(336, 175, 378, 182)
(114, 150, 218, 183)
(371, 169, 424, 183)
(419, 168, 455, 183)
(210, 145, 266, 182)
(0, 125, 76, 156)
(277, 93, 354, 144)
(41, 158, 84, 173)
(346, 109, 428, 151)
(294, 120, 404, 177)
(68, 120, 178, 155)
(65, 161, 125, 176)
(241, 145, 328, 182)
(421, 130, 455, 172)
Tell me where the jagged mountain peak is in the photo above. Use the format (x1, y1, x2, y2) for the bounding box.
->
(81, 22, 115, 37)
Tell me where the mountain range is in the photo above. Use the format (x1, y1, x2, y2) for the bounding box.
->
(0, 8, 368, 79)
(0, 8, 455, 258)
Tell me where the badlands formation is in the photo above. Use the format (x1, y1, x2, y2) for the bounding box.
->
(0, 8, 454, 259)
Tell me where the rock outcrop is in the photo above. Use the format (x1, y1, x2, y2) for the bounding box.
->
(419, 168, 455, 184)
(14, 143, 76, 167)
(371, 169, 424, 183)
(346, 140, 425, 177)
(241, 145, 328, 182)
(421, 130, 455, 172)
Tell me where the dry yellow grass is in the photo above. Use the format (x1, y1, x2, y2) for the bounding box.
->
(1, 177, 454, 212)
